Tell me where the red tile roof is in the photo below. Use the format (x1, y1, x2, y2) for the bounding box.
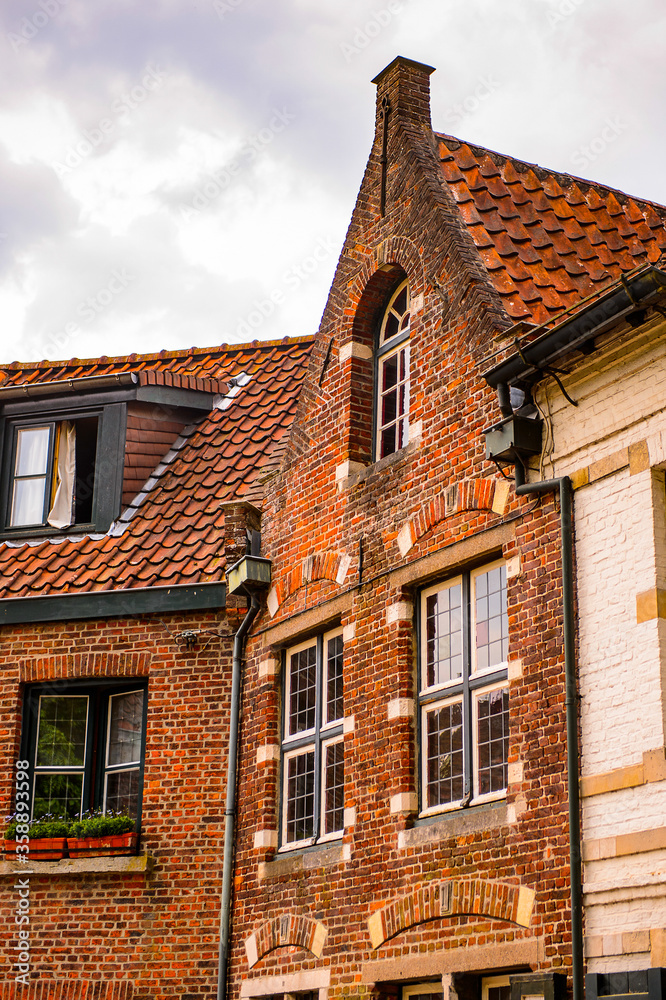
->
(437, 134, 666, 327)
(0, 338, 313, 599)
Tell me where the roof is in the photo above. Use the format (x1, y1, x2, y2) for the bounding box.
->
(437, 134, 666, 328)
(0, 338, 313, 601)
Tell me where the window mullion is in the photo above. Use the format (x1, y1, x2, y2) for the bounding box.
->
(313, 633, 324, 842)
(462, 572, 473, 798)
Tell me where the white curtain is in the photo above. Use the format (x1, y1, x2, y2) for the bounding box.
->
(47, 421, 76, 528)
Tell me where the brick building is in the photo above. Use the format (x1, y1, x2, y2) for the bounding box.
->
(0, 339, 313, 998)
(228, 57, 666, 1000)
(2, 54, 666, 1000)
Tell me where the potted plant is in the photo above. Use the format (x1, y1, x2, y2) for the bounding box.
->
(4, 814, 71, 860)
(67, 810, 137, 858)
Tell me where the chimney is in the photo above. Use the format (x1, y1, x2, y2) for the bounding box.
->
(371, 56, 435, 135)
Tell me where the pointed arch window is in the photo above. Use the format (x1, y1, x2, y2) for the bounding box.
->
(376, 280, 410, 459)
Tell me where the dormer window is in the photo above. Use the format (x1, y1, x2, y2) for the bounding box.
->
(376, 279, 410, 459)
(9, 416, 98, 529)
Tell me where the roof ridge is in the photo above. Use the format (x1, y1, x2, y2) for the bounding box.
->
(434, 130, 666, 215)
(0, 334, 316, 373)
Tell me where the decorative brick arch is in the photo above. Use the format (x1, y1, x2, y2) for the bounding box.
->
(367, 878, 535, 949)
(244, 912, 328, 968)
(0, 982, 134, 1000)
(19, 651, 152, 684)
(395, 477, 510, 556)
(267, 550, 352, 618)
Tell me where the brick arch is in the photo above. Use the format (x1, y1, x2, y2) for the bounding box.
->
(267, 550, 352, 618)
(19, 651, 152, 684)
(395, 477, 510, 556)
(244, 912, 328, 968)
(367, 878, 535, 950)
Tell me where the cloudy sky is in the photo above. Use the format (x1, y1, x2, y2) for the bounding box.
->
(0, 0, 664, 366)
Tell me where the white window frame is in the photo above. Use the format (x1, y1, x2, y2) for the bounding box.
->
(418, 559, 509, 816)
(280, 627, 344, 850)
(481, 976, 511, 1000)
(375, 279, 410, 460)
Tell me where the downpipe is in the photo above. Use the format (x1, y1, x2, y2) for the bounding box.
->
(514, 460, 583, 1000)
(217, 594, 260, 1000)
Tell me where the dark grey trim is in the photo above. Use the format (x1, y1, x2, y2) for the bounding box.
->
(0, 583, 226, 624)
(484, 265, 666, 389)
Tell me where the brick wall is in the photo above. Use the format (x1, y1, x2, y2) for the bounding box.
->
(228, 58, 573, 1000)
(0, 607, 240, 998)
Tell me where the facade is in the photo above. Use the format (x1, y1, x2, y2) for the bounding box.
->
(2, 53, 666, 1000)
(0, 338, 313, 998)
(228, 57, 666, 1000)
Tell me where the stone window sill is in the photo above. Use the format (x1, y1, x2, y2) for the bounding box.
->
(398, 801, 508, 849)
(259, 840, 346, 880)
(0, 853, 153, 877)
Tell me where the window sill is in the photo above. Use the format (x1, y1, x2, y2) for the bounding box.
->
(398, 801, 508, 849)
(341, 440, 419, 490)
(0, 853, 152, 877)
(259, 839, 346, 880)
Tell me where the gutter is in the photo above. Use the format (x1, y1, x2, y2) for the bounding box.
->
(217, 593, 260, 1000)
(0, 372, 140, 399)
(513, 462, 583, 1000)
(484, 264, 666, 389)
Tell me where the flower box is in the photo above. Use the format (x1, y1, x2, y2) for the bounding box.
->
(4, 837, 67, 861)
(67, 831, 138, 858)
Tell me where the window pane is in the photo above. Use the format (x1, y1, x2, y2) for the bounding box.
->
(380, 424, 396, 457)
(33, 772, 83, 821)
(289, 644, 317, 734)
(323, 740, 344, 834)
(425, 585, 463, 687)
(286, 750, 315, 842)
(426, 701, 463, 807)
(15, 426, 50, 476)
(477, 688, 509, 795)
(382, 353, 398, 392)
(105, 768, 140, 817)
(36, 697, 88, 767)
(475, 564, 508, 671)
(11, 477, 48, 527)
(107, 690, 144, 766)
(325, 634, 343, 724)
(381, 384, 398, 425)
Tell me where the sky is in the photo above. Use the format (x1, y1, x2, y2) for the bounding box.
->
(0, 0, 665, 366)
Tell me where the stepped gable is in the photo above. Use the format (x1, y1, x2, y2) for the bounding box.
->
(437, 133, 666, 326)
(0, 337, 313, 598)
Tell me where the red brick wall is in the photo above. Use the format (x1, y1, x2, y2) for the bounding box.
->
(229, 58, 574, 1000)
(0, 607, 242, 999)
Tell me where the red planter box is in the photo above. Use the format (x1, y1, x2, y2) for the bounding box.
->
(4, 838, 67, 861)
(67, 832, 138, 858)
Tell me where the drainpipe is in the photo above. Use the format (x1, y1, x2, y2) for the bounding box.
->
(514, 459, 583, 1000)
(217, 594, 260, 1000)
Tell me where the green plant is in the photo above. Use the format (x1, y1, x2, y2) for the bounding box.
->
(69, 809, 135, 839)
(5, 814, 71, 840)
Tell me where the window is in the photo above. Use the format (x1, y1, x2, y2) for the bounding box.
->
(2, 412, 103, 532)
(419, 560, 509, 813)
(482, 977, 511, 1000)
(281, 628, 344, 848)
(22, 682, 147, 823)
(376, 280, 410, 459)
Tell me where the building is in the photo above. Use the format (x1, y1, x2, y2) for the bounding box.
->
(3, 53, 666, 1000)
(0, 338, 313, 998)
(228, 56, 666, 1000)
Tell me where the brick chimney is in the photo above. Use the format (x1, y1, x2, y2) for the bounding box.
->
(371, 56, 435, 135)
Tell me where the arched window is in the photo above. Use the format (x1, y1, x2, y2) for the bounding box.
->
(376, 279, 410, 459)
